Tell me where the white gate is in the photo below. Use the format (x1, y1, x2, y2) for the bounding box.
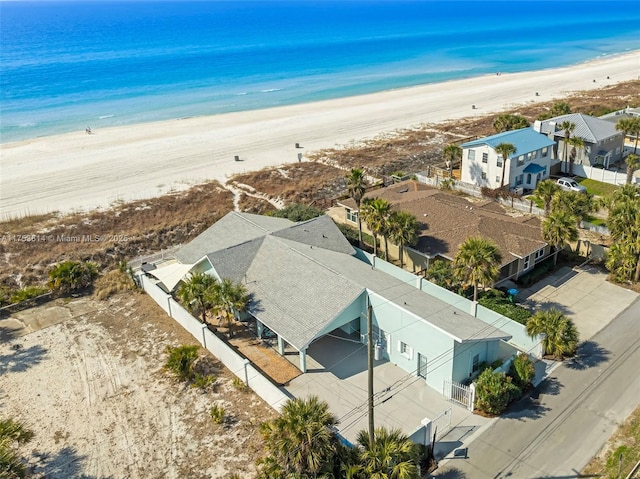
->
(430, 407, 453, 440)
(443, 379, 475, 411)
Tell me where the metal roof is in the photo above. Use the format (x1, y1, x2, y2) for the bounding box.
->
(461, 127, 555, 157)
(523, 163, 546, 174)
(538, 113, 621, 143)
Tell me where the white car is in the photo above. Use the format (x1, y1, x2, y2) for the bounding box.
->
(556, 177, 587, 193)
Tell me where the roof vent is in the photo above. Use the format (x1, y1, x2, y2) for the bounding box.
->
(398, 187, 409, 193)
(423, 213, 428, 217)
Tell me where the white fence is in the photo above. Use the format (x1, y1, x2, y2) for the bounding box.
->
(443, 379, 475, 411)
(572, 164, 629, 185)
(140, 274, 290, 412)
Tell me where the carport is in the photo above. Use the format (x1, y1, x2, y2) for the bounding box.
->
(284, 330, 483, 444)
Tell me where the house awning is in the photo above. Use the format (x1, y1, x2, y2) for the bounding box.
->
(523, 163, 546, 174)
(148, 262, 194, 292)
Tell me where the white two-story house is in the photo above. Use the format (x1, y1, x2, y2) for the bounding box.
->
(461, 127, 557, 192)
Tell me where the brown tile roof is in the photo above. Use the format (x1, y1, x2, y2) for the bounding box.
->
(343, 180, 546, 265)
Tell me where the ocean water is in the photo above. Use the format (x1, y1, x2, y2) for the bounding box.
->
(1, 0, 639, 143)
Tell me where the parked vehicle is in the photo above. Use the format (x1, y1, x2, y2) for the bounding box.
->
(556, 177, 587, 193)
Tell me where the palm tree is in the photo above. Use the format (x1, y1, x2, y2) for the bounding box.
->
(493, 114, 529, 133)
(551, 190, 594, 228)
(209, 277, 250, 338)
(526, 308, 579, 359)
(559, 120, 575, 172)
(177, 272, 217, 323)
(542, 210, 578, 265)
(533, 179, 561, 216)
(495, 142, 517, 190)
(361, 197, 392, 260)
(616, 117, 640, 155)
(388, 210, 420, 268)
(607, 196, 640, 282)
(258, 396, 339, 478)
(425, 259, 461, 291)
(453, 236, 502, 302)
(347, 168, 368, 249)
(566, 136, 584, 174)
(356, 427, 421, 479)
(443, 143, 462, 172)
(625, 153, 639, 185)
(605, 242, 637, 283)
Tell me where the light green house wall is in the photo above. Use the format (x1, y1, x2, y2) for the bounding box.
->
(363, 291, 456, 393)
(451, 340, 500, 383)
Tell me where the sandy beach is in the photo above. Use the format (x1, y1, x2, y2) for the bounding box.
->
(1, 51, 638, 219)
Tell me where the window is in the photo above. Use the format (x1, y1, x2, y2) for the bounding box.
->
(517, 155, 524, 166)
(526, 152, 533, 162)
(398, 341, 413, 359)
(497, 157, 503, 168)
(468, 150, 476, 161)
(472, 354, 480, 372)
(526, 173, 532, 184)
(523, 255, 531, 270)
(481, 172, 487, 180)
(541, 147, 548, 157)
(534, 248, 545, 261)
(346, 208, 358, 224)
(495, 176, 501, 183)
(516, 174, 524, 186)
(482, 152, 488, 163)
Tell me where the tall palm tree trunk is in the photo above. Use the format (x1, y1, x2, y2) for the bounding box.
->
(384, 236, 389, 261)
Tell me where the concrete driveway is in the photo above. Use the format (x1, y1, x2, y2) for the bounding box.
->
(520, 264, 638, 340)
(283, 333, 489, 445)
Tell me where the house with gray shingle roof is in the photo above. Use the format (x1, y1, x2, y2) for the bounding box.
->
(460, 127, 556, 192)
(334, 181, 550, 282)
(167, 211, 512, 396)
(534, 113, 624, 171)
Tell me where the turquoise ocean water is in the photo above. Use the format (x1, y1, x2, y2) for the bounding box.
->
(1, 1, 639, 143)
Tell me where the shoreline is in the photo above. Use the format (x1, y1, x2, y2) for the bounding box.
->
(1, 50, 639, 219)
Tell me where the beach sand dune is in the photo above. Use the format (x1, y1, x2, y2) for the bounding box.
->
(1, 52, 638, 218)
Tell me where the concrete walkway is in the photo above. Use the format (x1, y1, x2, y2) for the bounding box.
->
(519, 264, 638, 340)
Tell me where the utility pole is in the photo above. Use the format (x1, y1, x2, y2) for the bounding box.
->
(367, 302, 375, 445)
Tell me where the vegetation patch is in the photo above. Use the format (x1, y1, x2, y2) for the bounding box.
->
(478, 289, 532, 325)
(577, 177, 620, 197)
(583, 403, 640, 479)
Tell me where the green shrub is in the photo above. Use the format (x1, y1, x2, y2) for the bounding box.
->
(270, 204, 324, 222)
(192, 374, 216, 390)
(474, 369, 521, 416)
(491, 359, 504, 370)
(509, 353, 536, 388)
(210, 405, 225, 424)
(335, 222, 375, 249)
(48, 260, 99, 295)
(232, 376, 248, 391)
(163, 345, 199, 381)
(9, 286, 48, 304)
(516, 257, 554, 286)
(478, 290, 532, 325)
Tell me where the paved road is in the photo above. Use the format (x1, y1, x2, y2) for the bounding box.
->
(434, 297, 640, 479)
